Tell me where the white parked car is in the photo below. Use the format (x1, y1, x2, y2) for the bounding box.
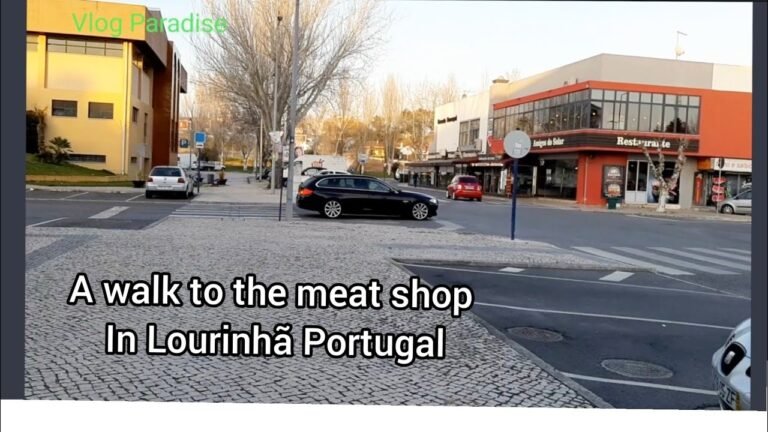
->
(711, 318, 751, 410)
(145, 166, 194, 199)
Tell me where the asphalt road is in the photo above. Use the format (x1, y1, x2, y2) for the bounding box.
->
(26, 190, 191, 230)
(400, 262, 751, 409)
(396, 186, 753, 297)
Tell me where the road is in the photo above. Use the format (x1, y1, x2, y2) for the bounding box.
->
(399, 262, 750, 409)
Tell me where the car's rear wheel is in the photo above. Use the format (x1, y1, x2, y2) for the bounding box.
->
(411, 202, 430, 220)
(721, 204, 735, 214)
(145, 191, 152, 199)
(323, 199, 343, 219)
(477, 196, 482, 202)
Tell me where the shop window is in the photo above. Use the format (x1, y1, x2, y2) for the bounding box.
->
(52, 100, 77, 117)
(603, 90, 615, 101)
(638, 104, 651, 132)
(689, 96, 700, 107)
(601, 102, 614, 129)
(591, 89, 603, 101)
(652, 93, 664, 104)
(687, 107, 699, 134)
(651, 105, 663, 132)
(629, 92, 640, 103)
(613, 100, 627, 130)
(640, 93, 652, 104)
(590, 102, 602, 128)
(627, 103, 640, 131)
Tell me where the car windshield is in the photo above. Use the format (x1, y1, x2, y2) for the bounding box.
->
(459, 176, 478, 184)
(151, 167, 182, 177)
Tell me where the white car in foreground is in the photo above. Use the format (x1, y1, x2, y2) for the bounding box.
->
(145, 166, 194, 199)
(711, 318, 751, 410)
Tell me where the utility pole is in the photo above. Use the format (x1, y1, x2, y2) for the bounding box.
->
(271, 12, 283, 193)
(286, 0, 300, 219)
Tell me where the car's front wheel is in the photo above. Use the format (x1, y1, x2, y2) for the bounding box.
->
(411, 202, 430, 220)
(145, 191, 152, 199)
(721, 204, 735, 214)
(323, 199, 343, 219)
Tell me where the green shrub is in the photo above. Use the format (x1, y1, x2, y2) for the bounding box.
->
(37, 136, 73, 165)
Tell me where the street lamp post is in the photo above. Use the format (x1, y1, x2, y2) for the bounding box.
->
(270, 12, 283, 193)
(285, 0, 300, 219)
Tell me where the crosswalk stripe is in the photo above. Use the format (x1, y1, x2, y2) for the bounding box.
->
(719, 247, 751, 255)
(573, 247, 693, 276)
(650, 247, 751, 271)
(89, 206, 129, 219)
(613, 247, 738, 275)
(599, 271, 634, 282)
(499, 267, 525, 273)
(168, 215, 275, 219)
(687, 247, 751, 263)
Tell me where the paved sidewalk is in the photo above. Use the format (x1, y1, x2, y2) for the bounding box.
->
(193, 172, 282, 204)
(398, 183, 751, 223)
(24, 208, 620, 407)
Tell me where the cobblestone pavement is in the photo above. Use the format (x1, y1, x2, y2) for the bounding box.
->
(25, 218, 616, 407)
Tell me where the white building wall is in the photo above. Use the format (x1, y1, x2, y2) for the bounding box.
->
(433, 91, 490, 154)
(711, 64, 752, 92)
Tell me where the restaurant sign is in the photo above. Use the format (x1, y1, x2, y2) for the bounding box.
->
(525, 133, 698, 152)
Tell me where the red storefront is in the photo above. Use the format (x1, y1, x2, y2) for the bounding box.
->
(488, 80, 752, 207)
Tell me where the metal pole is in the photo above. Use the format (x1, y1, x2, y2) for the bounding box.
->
(196, 146, 201, 195)
(286, 0, 300, 219)
(271, 14, 282, 193)
(258, 115, 263, 181)
(510, 158, 519, 240)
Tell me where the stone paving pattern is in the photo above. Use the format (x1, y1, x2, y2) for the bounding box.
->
(25, 214, 612, 406)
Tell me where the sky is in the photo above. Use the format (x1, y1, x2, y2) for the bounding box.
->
(121, 0, 753, 97)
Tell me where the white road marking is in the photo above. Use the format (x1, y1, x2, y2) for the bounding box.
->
(562, 373, 718, 396)
(719, 247, 751, 255)
(573, 247, 693, 276)
(687, 247, 752, 263)
(599, 271, 634, 282)
(27, 217, 66, 227)
(125, 194, 144, 202)
(613, 247, 737, 275)
(435, 220, 463, 231)
(61, 192, 89, 199)
(499, 267, 525, 273)
(168, 215, 274, 219)
(401, 263, 748, 299)
(650, 247, 751, 271)
(88, 206, 129, 219)
(473, 301, 734, 330)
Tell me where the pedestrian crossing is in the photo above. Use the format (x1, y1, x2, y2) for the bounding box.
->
(573, 246, 751, 276)
(168, 203, 281, 220)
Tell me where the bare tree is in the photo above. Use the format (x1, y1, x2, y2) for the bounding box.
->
(196, 0, 389, 157)
(329, 79, 355, 156)
(640, 139, 688, 213)
(381, 74, 403, 173)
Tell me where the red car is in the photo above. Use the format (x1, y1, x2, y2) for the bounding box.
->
(446, 175, 483, 201)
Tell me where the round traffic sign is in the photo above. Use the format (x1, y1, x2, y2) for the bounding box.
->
(503, 130, 531, 159)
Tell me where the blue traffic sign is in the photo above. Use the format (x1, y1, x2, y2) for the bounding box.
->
(194, 131, 207, 148)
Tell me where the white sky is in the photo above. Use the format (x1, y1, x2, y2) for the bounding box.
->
(118, 0, 753, 96)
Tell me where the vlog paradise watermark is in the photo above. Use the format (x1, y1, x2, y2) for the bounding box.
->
(72, 12, 228, 37)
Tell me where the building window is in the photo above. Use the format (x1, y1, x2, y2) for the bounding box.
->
(132, 107, 139, 123)
(130, 157, 138, 164)
(469, 119, 480, 143)
(27, 34, 38, 51)
(69, 154, 106, 163)
(143, 113, 149, 142)
(459, 121, 469, 147)
(88, 102, 114, 119)
(48, 37, 122, 57)
(52, 100, 77, 117)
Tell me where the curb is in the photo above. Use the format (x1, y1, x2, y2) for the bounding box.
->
(392, 258, 648, 273)
(389, 258, 614, 409)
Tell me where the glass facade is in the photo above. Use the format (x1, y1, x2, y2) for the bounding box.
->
(493, 88, 702, 138)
